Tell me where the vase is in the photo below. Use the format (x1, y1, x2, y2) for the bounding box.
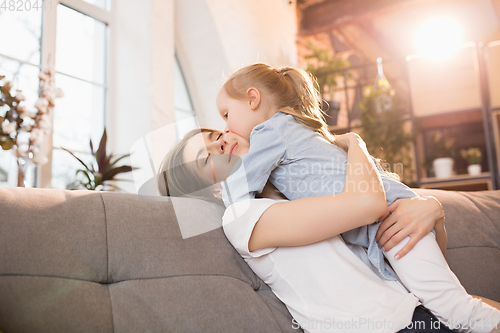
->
(467, 164, 481, 176)
(17, 152, 35, 187)
(433, 157, 454, 179)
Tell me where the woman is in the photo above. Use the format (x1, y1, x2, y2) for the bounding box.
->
(157, 128, 500, 333)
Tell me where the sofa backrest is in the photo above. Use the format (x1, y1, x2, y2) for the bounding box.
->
(0, 187, 299, 333)
(414, 188, 500, 301)
(2, 187, 499, 332)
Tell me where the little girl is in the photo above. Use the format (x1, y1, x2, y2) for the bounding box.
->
(218, 63, 500, 332)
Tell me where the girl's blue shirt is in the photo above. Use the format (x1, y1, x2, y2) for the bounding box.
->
(222, 112, 419, 280)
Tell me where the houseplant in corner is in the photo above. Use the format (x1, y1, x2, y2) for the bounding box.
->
(461, 148, 482, 176)
(358, 58, 414, 185)
(305, 42, 349, 126)
(62, 127, 134, 191)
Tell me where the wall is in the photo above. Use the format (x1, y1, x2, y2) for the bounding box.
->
(175, 0, 298, 131)
(109, 0, 297, 193)
(108, 0, 175, 193)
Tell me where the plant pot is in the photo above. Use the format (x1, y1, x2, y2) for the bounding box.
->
(467, 164, 481, 176)
(433, 157, 454, 179)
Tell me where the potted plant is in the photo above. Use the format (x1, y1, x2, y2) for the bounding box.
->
(1, 70, 63, 187)
(461, 148, 482, 176)
(358, 62, 414, 185)
(305, 42, 349, 126)
(428, 131, 456, 179)
(62, 127, 135, 191)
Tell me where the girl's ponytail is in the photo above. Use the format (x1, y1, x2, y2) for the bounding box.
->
(276, 67, 400, 181)
(223, 63, 340, 149)
(223, 63, 400, 180)
(275, 67, 339, 147)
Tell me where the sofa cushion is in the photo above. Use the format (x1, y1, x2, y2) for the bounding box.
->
(0, 187, 299, 333)
(414, 189, 500, 301)
(0, 188, 108, 282)
(1, 187, 499, 332)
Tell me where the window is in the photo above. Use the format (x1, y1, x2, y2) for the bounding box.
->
(82, 0, 109, 11)
(0, 9, 42, 187)
(0, 0, 110, 189)
(2, 2, 191, 191)
(51, 3, 108, 189)
(174, 57, 197, 139)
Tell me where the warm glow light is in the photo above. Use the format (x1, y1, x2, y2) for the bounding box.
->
(415, 18, 464, 59)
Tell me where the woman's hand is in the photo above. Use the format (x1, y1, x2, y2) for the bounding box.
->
(375, 196, 446, 259)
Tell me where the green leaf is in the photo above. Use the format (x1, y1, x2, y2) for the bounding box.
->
(76, 169, 94, 189)
(93, 173, 103, 189)
(111, 178, 134, 182)
(0, 137, 14, 150)
(96, 127, 107, 172)
(101, 165, 133, 182)
(101, 154, 113, 173)
(61, 148, 93, 173)
(108, 153, 131, 168)
(304, 41, 350, 99)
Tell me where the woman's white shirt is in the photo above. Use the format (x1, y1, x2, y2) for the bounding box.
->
(222, 198, 419, 333)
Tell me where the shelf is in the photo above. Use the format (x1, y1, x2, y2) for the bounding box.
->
(421, 172, 491, 183)
(417, 109, 483, 129)
(420, 172, 492, 191)
(325, 42, 500, 191)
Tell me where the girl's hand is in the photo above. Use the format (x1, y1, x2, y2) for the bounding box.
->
(334, 132, 364, 152)
(375, 196, 445, 259)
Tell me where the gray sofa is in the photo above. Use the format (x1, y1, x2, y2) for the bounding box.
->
(0, 187, 499, 332)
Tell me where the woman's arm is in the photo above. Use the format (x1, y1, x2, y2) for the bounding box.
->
(248, 133, 387, 252)
(434, 215, 447, 255)
(375, 196, 447, 258)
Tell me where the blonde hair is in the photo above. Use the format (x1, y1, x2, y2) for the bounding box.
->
(156, 128, 223, 203)
(223, 63, 341, 149)
(223, 63, 401, 181)
(157, 64, 400, 198)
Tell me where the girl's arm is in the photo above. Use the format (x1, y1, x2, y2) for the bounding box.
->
(249, 133, 387, 251)
(259, 168, 448, 259)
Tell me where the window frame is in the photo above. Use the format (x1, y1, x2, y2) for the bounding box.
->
(38, 0, 111, 188)
(174, 54, 198, 140)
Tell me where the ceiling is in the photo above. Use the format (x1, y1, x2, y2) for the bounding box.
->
(296, 0, 500, 97)
(298, 0, 500, 61)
